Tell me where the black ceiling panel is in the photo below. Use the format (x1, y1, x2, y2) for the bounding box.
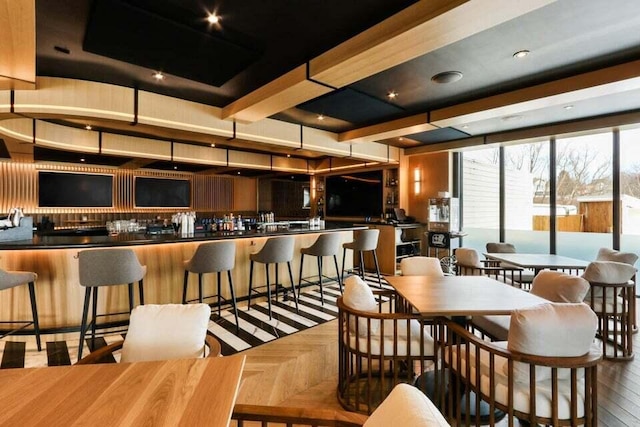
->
(408, 127, 471, 145)
(83, 0, 262, 87)
(0, 139, 10, 159)
(34, 146, 133, 166)
(143, 160, 214, 173)
(297, 88, 405, 125)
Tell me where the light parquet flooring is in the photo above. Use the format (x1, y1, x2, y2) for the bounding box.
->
(239, 306, 640, 427)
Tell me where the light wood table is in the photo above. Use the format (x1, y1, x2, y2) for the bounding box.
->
(484, 253, 589, 275)
(386, 275, 548, 316)
(0, 355, 245, 427)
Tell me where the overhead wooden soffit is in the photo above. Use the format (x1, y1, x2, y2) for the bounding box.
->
(221, 0, 556, 123)
(0, 0, 36, 90)
(338, 113, 435, 143)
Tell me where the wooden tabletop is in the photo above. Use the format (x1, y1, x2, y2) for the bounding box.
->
(0, 355, 246, 427)
(386, 275, 548, 317)
(484, 253, 589, 271)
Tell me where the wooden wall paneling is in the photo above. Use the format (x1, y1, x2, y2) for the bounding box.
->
(101, 133, 171, 160)
(35, 120, 100, 152)
(173, 143, 227, 166)
(193, 175, 234, 212)
(137, 91, 234, 137)
(271, 156, 308, 173)
(0, 0, 36, 90)
(0, 91, 11, 113)
(301, 127, 350, 158)
(407, 152, 450, 223)
(0, 118, 33, 143)
(351, 142, 395, 163)
(232, 177, 257, 212)
(14, 77, 134, 121)
(228, 150, 270, 170)
(235, 118, 300, 149)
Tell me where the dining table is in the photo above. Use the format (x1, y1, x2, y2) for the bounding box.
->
(0, 354, 246, 427)
(483, 252, 589, 275)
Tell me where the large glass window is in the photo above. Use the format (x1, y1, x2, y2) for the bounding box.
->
(462, 148, 500, 252)
(504, 141, 550, 253)
(620, 127, 640, 255)
(555, 132, 612, 260)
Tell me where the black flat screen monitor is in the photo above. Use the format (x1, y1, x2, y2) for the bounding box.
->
(134, 177, 191, 208)
(38, 171, 113, 207)
(326, 170, 383, 217)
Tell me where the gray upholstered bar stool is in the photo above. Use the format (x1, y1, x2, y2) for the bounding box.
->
(0, 269, 41, 351)
(298, 233, 342, 305)
(341, 228, 382, 288)
(248, 236, 299, 319)
(182, 240, 239, 333)
(77, 248, 146, 362)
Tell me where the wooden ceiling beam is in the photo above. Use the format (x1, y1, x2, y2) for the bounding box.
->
(220, 0, 556, 123)
(0, 0, 36, 90)
(338, 113, 434, 143)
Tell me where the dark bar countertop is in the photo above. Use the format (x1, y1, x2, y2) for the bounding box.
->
(0, 222, 366, 250)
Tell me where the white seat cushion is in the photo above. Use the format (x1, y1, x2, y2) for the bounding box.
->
(346, 319, 434, 357)
(343, 275, 379, 335)
(364, 383, 449, 427)
(596, 248, 638, 266)
(472, 314, 510, 341)
(121, 303, 211, 363)
(455, 248, 482, 268)
(401, 257, 444, 277)
(530, 270, 590, 303)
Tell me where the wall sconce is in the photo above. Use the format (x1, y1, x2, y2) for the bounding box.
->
(311, 176, 316, 200)
(413, 168, 421, 195)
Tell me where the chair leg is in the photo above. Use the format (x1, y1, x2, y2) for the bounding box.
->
(248, 261, 254, 310)
(265, 263, 272, 319)
(317, 256, 324, 305)
(198, 274, 204, 303)
(78, 287, 92, 362)
(217, 271, 222, 316)
(28, 282, 41, 352)
(138, 279, 144, 305)
(372, 250, 382, 288)
(128, 283, 134, 312)
(333, 255, 342, 293)
(91, 287, 98, 348)
(287, 261, 298, 313)
(359, 251, 365, 279)
(228, 270, 239, 334)
(275, 263, 279, 303)
(341, 248, 347, 284)
(298, 253, 305, 298)
(182, 270, 189, 304)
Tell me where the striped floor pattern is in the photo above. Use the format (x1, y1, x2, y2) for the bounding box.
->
(0, 273, 389, 368)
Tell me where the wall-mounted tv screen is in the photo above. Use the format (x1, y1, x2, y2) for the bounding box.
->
(38, 171, 113, 207)
(326, 170, 383, 217)
(134, 177, 191, 208)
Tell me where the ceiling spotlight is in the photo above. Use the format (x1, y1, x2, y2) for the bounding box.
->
(398, 137, 404, 141)
(431, 71, 463, 84)
(513, 50, 530, 59)
(173, 165, 178, 170)
(317, 114, 325, 121)
(207, 13, 220, 24)
(152, 71, 164, 81)
(237, 171, 241, 175)
(210, 143, 215, 147)
(564, 105, 574, 110)
(287, 154, 291, 158)
(84, 125, 92, 130)
(80, 157, 85, 162)
(387, 91, 398, 100)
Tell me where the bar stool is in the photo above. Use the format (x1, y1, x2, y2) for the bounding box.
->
(298, 233, 342, 305)
(183, 241, 239, 333)
(77, 248, 146, 362)
(341, 228, 382, 288)
(0, 269, 41, 351)
(248, 236, 299, 319)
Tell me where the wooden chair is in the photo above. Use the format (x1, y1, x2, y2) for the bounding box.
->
(583, 261, 636, 360)
(231, 383, 450, 426)
(455, 248, 523, 286)
(400, 256, 445, 277)
(77, 303, 220, 364)
(337, 276, 437, 414)
(444, 303, 601, 426)
(595, 248, 638, 333)
(485, 242, 536, 287)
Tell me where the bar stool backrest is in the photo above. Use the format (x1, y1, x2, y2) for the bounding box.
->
(79, 248, 145, 287)
(251, 236, 295, 264)
(185, 241, 236, 273)
(485, 242, 516, 253)
(349, 229, 380, 252)
(303, 233, 341, 257)
(0, 269, 37, 290)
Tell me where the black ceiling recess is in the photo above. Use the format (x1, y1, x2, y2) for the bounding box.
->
(408, 127, 471, 145)
(83, 0, 262, 87)
(34, 146, 133, 167)
(0, 139, 10, 159)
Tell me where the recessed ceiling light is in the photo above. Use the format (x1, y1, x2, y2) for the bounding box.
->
(564, 105, 574, 110)
(237, 171, 241, 175)
(207, 13, 220, 24)
(398, 137, 404, 141)
(387, 91, 398, 100)
(210, 143, 215, 147)
(80, 157, 85, 162)
(287, 154, 291, 158)
(85, 125, 92, 130)
(431, 71, 463, 84)
(291, 176, 295, 179)
(513, 50, 530, 59)
(152, 71, 164, 81)
(173, 165, 178, 170)
(317, 114, 325, 121)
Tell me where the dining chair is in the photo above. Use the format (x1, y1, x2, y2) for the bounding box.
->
(485, 242, 535, 286)
(0, 268, 42, 351)
(400, 256, 445, 277)
(583, 260, 636, 360)
(337, 275, 436, 414)
(455, 248, 523, 286)
(298, 232, 342, 303)
(76, 303, 220, 364)
(445, 302, 601, 426)
(472, 270, 590, 341)
(595, 248, 638, 332)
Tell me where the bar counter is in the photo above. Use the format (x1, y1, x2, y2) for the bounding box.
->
(0, 223, 365, 330)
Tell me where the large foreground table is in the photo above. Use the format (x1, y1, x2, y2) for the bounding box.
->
(0, 355, 245, 427)
(385, 275, 548, 317)
(484, 253, 589, 275)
